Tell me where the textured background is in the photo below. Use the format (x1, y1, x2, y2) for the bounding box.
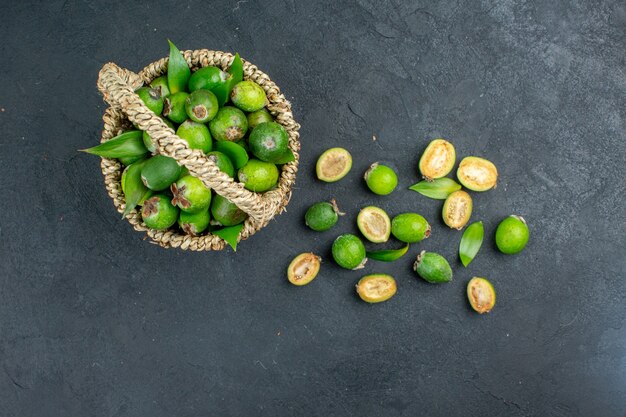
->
(1, 0, 625, 416)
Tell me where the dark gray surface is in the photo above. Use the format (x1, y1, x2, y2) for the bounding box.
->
(1, 0, 625, 416)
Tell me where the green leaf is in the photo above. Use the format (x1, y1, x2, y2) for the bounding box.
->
(167, 40, 191, 94)
(121, 160, 150, 217)
(459, 221, 484, 267)
(366, 244, 410, 262)
(80, 130, 147, 158)
(213, 223, 244, 251)
(273, 149, 295, 164)
(408, 177, 462, 200)
(214, 141, 249, 169)
(212, 53, 244, 106)
(227, 53, 243, 86)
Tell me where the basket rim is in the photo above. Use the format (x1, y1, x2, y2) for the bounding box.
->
(98, 49, 300, 251)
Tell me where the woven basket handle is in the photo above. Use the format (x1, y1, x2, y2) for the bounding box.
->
(97, 62, 270, 222)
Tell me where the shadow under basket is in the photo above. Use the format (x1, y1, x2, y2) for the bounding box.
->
(96, 49, 300, 251)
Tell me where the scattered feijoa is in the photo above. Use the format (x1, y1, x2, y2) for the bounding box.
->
(357, 206, 391, 243)
(419, 139, 456, 180)
(287, 253, 321, 286)
(332, 234, 367, 270)
(413, 250, 453, 283)
(467, 277, 496, 314)
(305, 200, 342, 232)
(442, 190, 473, 230)
(457, 156, 498, 192)
(356, 274, 397, 303)
(364, 163, 398, 195)
(391, 213, 431, 243)
(495, 215, 529, 254)
(316, 147, 352, 182)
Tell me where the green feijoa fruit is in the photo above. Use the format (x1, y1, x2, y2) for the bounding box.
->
(413, 250, 452, 283)
(81, 130, 147, 159)
(495, 215, 529, 254)
(391, 213, 431, 243)
(206, 151, 235, 177)
(419, 138, 456, 180)
(214, 141, 249, 170)
(210, 194, 248, 226)
(150, 76, 170, 99)
(316, 147, 352, 182)
(467, 277, 496, 314)
(248, 122, 290, 163)
(366, 244, 409, 262)
(135, 87, 164, 115)
(332, 234, 367, 270)
(238, 159, 279, 192)
(356, 274, 397, 303)
(185, 89, 218, 123)
(188, 66, 229, 92)
(357, 206, 391, 243)
(287, 252, 322, 286)
(230, 80, 267, 112)
(143, 117, 175, 153)
(364, 163, 398, 195)
(459, 221, 484, 267)
(171, 175, 212, 213)
(163, 92, 189, 124)
(209, 106, 248, 142)
(178, 209, 210, 236)
(457, 156, 498, 192)
(305, 200, 343, 232)
(167, 40, 191, 94)
(177, 166, 190, 180)
(408, 177, 462, 200)
(176, 120, 212, 153)
(247, 108, 273, 130)
(442, 190, 473, 230)
(140, 155, 182, 191)
(141, 194, 179, 230)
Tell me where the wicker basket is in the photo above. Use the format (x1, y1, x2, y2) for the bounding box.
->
(96, 50, 300, 251)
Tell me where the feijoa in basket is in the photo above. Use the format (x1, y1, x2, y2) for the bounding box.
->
(85, 41, 300, 251)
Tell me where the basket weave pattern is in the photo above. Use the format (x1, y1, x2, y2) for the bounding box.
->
(96, 50, 300, 250)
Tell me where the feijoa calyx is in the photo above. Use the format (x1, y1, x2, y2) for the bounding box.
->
(442, 190, 473, 230)
(457, 156, 498, 191)
(356, 274, 397, 303)
(467, 277, 496, 314)
(413, 250, 452, 283)
(287, 253, 321, 286)
(419, 139, 456, 180)
(357, 206, 391, 243)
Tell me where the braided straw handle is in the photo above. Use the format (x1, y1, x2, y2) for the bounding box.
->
(96, 50, 300, 250)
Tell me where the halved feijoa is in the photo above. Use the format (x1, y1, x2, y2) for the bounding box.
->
(287, 253, 321, 286)
(356, 274, 397, 303)
(316, 147, 352, 182)
(357, 206, 391, 243)
(467, 277, 496, 314)
(442, 190, 472, 230)
(418, 139, 456, 180)
(457, 156, 498, 191)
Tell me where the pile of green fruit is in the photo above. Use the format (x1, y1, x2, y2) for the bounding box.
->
(288, 140, 530, 314)
(84, 41, 294, 244)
